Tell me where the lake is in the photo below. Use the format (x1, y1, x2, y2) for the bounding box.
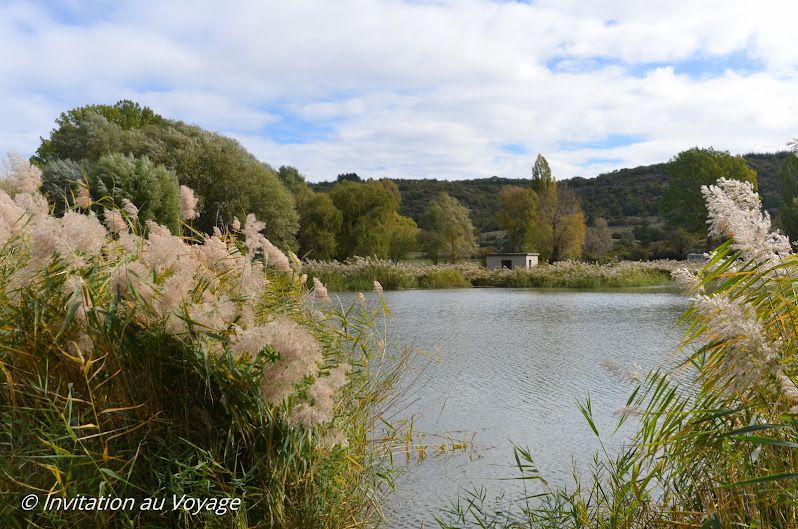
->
(363, 287, 689, 528)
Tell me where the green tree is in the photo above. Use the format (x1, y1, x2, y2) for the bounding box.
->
(667, 228, 698, 259)
(527, 183, 586, 262)
(127, 121, 299, 250)
(633, 220, 653, 247)
(385, 213, 418, 263)
(660, 147, 757, 245)
(778, 152, 798, 242)
(278, 166, 342, 260)
(531, 154, 554, 194)
(34, 103, 300, 250)
(90, 153, 181, 233)
(34, 101, 161, 165)
(35, 112, 124, 165)
(495, 186, 537, 252)
(329, 180, 400, 259)
(419, 192, 477, 263)
(40, 158, 85, 213)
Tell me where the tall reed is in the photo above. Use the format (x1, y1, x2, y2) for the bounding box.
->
(0, 153, 403, 528)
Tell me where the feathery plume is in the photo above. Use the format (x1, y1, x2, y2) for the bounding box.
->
(103, 208, 127, 234)
(121, 198, 139, 222)
(179, 185, 198, 220)
(76, 185, 91, 209)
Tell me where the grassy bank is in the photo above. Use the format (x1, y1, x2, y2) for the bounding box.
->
(0, 158, 402, 528)
(304, 256, 696, 291)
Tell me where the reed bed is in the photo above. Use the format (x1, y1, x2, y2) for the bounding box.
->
(436, 178, 798, 528)
(0, 155, 406, 528)
(304, 256, 693, 292)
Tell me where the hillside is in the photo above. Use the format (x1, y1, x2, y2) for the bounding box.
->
(314, 152, 789, 234)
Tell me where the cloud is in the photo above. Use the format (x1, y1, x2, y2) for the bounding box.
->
(2, 0, 798, 181)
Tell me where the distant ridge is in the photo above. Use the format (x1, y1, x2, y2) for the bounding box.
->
(312, 152, 789, 233)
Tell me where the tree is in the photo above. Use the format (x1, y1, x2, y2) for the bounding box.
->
(329, 180, 400, 259)
(127, 121, 299, 250)
(34, 103, 300, 251)
(34, 100, 161, 165)
(495, 186, 537, 252)
(667, 228, 698, 259)
(583, 218, 614, 257)
(89, 153, 181, 233)
(778, 152, 798, 242)
(336, 173, 362, 183)
(660, 147, 757, 245)
(531, 154, 554, 194)
(385, 213, 418, 263)
(525, 155, 586, 262)
(633, 220, 653, 248)
(296, 192, 342, 260)
(419, 192, 477, 263)
(40, 158, 85, 213)
(278, 166, 342, 260)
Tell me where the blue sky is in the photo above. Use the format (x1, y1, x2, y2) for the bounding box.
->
(2, 0, 798, 182)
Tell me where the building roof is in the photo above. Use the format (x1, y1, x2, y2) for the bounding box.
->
(487, 253, 540, 257)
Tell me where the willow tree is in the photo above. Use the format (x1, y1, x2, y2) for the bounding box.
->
(495, 186, 537, 252)
(420, 192, 477, 263)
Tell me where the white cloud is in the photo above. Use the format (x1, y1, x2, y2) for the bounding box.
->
(2, 0, 797, 181)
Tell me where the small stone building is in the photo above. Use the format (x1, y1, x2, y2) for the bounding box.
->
(485, 253, 539, 270)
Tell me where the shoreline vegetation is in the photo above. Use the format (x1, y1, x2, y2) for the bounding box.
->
(0, 155, 407, 528)
(304, 257, 701, 292)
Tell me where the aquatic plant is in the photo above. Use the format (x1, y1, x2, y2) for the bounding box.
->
(0, 152, 403, 528)
(304, 255, 691, 292)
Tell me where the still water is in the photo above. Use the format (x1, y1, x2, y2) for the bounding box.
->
(367, 287, 689, 528)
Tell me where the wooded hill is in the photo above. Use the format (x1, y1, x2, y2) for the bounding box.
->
(314, 152, 790, 234)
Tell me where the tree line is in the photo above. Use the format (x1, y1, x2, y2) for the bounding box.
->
(31, 100, 796, 264)
(30, 100, 479, 263)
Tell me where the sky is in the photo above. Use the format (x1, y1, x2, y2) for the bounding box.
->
(2, 0, 798, 183)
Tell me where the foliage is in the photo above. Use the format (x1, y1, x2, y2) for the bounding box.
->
(329, 180, 400, 260)
(385, 212, 418, 263)
(38, 158, 85, 213)
(126, 120, 299, 250)
(531, 153, 554, 194)
(0, 154, 402, 529)
(777, 151, 798, 241)
(583, 217, 614, 257)
(495, 185, 537, 252)
(34, 100, 161, 165)
(89, 152, 181, 233)
(279, 166, 342, 260)
(34, 102, 299, 250)
(526, 181, 587, 262)
(661, 147, 757, 239)
(419, 192, 478, 264)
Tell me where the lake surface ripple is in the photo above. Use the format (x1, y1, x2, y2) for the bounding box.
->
(368, 288, 689, 528)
